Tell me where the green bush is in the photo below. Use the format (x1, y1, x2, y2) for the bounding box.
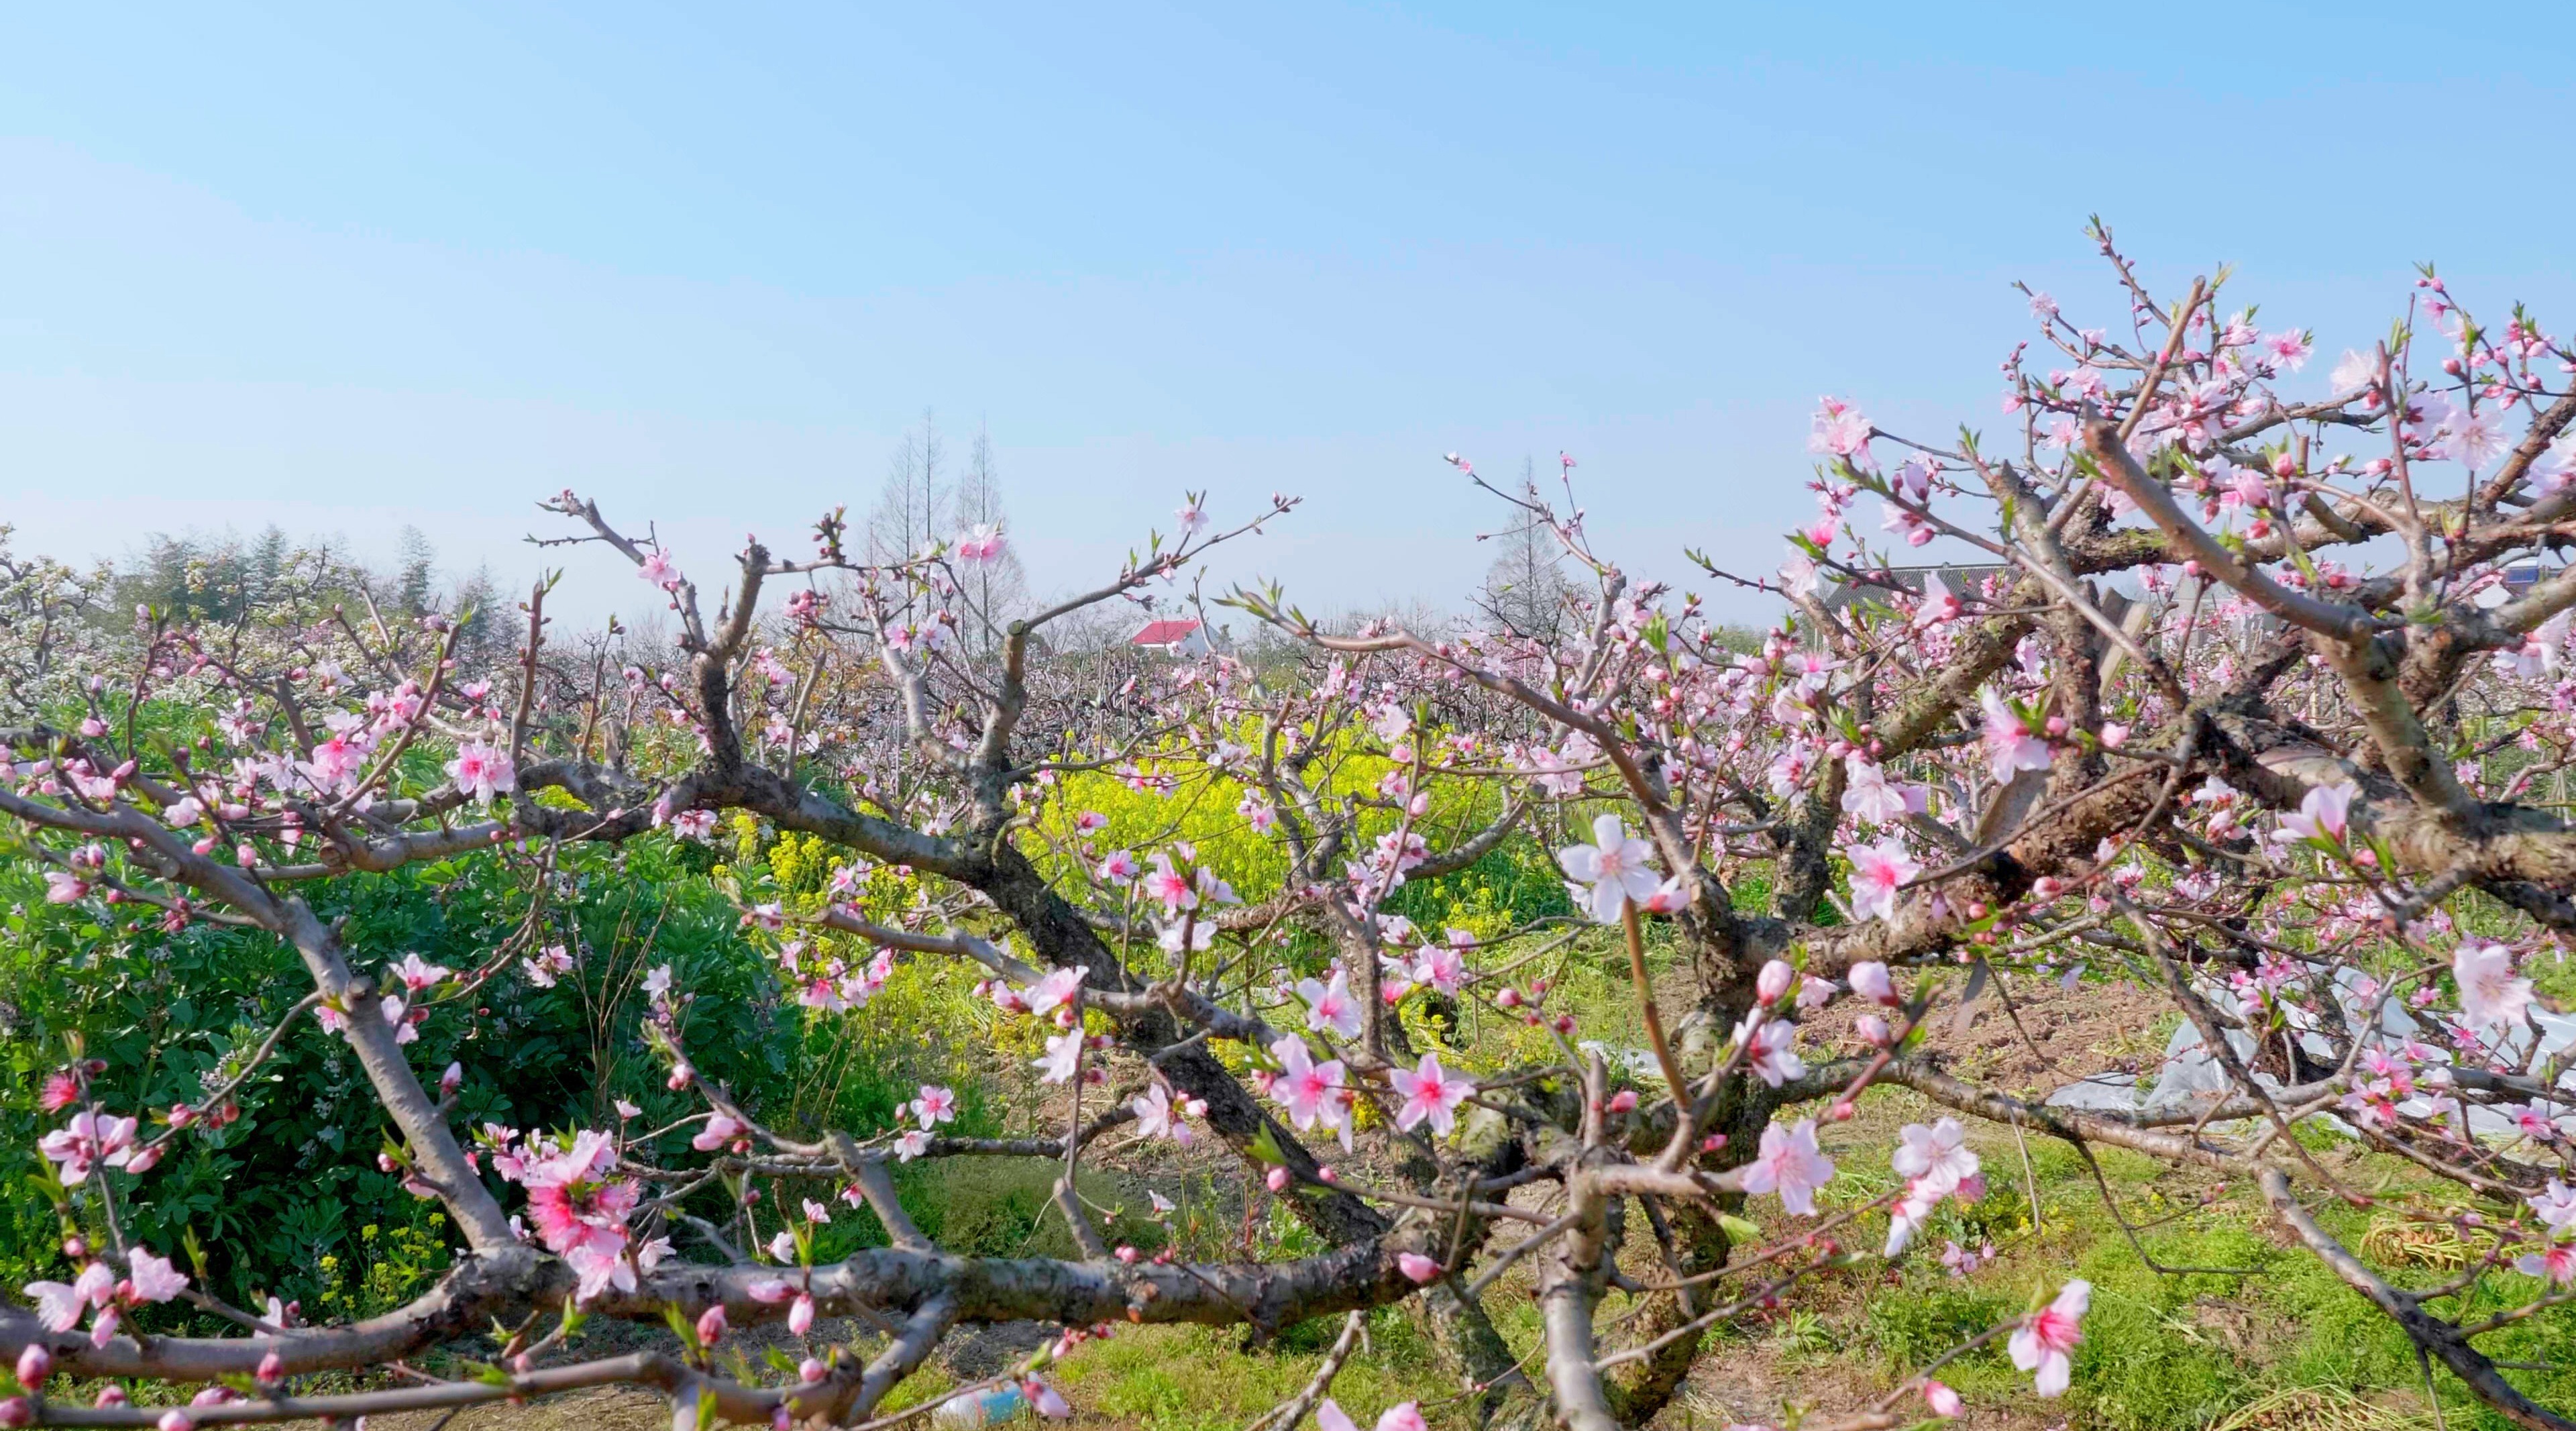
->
(0, 832, 994, 1318)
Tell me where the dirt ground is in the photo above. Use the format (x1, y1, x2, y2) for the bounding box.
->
(1794, 960, 2176, 1097)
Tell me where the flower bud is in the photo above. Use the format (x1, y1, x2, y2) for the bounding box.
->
(1266, 1166, 1291, 1192)
(1607, 1090, 1639, 1115)
(695, 1305, 727, 1346)
(16, 1344, 53, 1387)
(1755, 959, 1795, 1005)
(0, 1399, 30, 1430)
(1857, 1014, 1892, 1047)
(799, 1357, 826, 1383)
(1397, 1252, 1442, 1284)
(256, 1352, 284, 1384)
(788, 1293, 814, 1336)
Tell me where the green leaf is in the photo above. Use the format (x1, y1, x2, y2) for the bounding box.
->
(1243, 1122, 1288, 1167)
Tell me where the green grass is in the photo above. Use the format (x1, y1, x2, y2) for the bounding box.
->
(1051, 1312, 1443, 1431)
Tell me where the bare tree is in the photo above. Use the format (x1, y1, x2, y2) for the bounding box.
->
(1479, 456, 1570, 638)
(865, 409, 949, 565)
(951, 422, 1030, 653)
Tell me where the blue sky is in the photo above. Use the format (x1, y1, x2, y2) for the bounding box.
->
(5, 3, 2571, 625)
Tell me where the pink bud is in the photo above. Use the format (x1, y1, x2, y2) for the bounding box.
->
(1829, 1100, 1855, 1121)
(125, 1145, 162, 1175)
(0, 1399, 29, 1430)
(668, 1062, 695, 1091)
(1700, 1132, 1727, 1152)
(1115, 1245, 1138, 1264)
(1265, 1166, 1291, 1192)
(439, 1062, 463, 1097)
(1857, 1014, 1892, 1047)
(95, 1385, 129, 1408)
(799, 1357, 826, 1383)
(1755, 959, 1794, 1004)
(1318, 1165, 1338, 1183)
(168, 1104, 196, 1130)
(15, 1344, 52, 1387)
(788, 1293, 814, 1336)
(1397, 1252, 1442, 1284)
(1607, 1090, 1638, 1114)
(696, 1305, 727, 1346)
(62, 1236, 87, 1261)
(1495, 988, 1521, 1008)
(1923, 1380, 1963, 1417)
(256, 1351, 283, 1383)
(158, 1413, 195, 1431)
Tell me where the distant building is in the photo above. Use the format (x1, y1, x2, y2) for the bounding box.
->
(2504, 561, 2560, 595)
(1130, 618, 1209, 656)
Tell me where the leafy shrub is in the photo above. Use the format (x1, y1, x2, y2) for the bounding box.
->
(0, 832, 995, 1314)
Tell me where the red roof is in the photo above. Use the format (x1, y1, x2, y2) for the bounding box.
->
(1130, 619, 1202, 646)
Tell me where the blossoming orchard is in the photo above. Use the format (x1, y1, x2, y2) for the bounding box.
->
(10, 227, 2576, 1429)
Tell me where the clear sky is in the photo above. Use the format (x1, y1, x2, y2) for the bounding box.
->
(5, 3, 2571, 626)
